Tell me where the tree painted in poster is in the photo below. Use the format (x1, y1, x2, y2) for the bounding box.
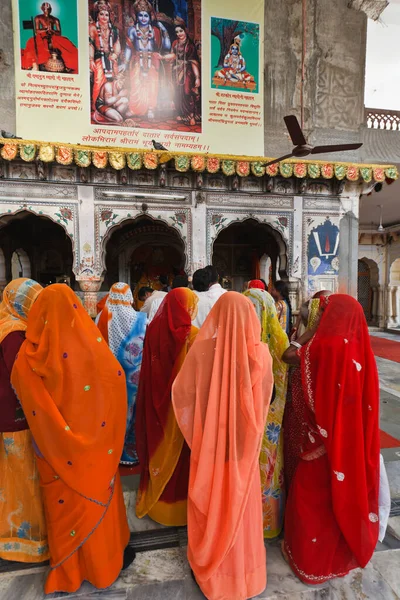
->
(211, 18, 259, 67)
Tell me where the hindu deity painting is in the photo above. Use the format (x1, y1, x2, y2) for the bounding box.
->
(211, 17, 259, 93)
(307, 218, 340, 276)
(88, 0, 202, 132)
(19, 1, 79, 73)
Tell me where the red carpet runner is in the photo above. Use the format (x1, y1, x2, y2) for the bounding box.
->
(370, 335, 400, 363)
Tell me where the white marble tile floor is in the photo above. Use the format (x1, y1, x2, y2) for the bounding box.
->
(0, 544, 399, 600)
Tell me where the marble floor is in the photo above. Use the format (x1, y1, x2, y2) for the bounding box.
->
(0, 332, 400, 599)
(0, 543, 399, 600)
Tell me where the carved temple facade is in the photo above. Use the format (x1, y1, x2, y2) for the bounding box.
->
(0, 146, 388, 318)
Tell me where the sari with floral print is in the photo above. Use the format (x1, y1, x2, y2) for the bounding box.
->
(284, 295, 380, 584)
(243, 288, 289, 538)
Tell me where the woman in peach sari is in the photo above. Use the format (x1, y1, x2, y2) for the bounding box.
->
(136, 287, 198, 526)
(11, 284, 133, 594)
(0, 278, 48, 563)
(172, 292, 274, 600)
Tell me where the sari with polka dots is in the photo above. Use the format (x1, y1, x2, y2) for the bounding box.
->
(11, 284, 129, 593)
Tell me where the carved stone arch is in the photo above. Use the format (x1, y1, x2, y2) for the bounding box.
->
(97, 208, 192, 277)
(0, 206, 78, 275)
(101, 213, 189, 288)
(209, 215, 289, 277)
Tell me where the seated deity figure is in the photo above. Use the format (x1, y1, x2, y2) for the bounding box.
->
(214, 43, 254, 86)
(89, 1, 122, 115)
(121, 0, 171, 120)
(21, 2, 78, 73)
(93, 72, 135, 124)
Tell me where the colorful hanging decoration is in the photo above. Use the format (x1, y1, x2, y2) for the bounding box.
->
(191, 155, 206, 172)
(109, 152, 126, 170)
(321, 163, 334, 179)
(280, 163, 293, 178)
(39, 144, 55, 162)
(360, 167, 372, 183)
(308, 163, 320, 179)
(236, 161, 250, 177)
(251, 162, 265, 177)
(373, 168, 385, 182)
(346, 165, 359, 181)
(1, 143, 18, 161)
(92, 151, 108, 169)
(127, 152, 142, 170)
(334, 164, 347, 180)
(206, 157, 220, 173)
(56, 146, 74, 165)
(222, 160, 236, 176)
(19, 144, 36, 162)
(0, 137, 397, 185)
(175, 155, 190, 172)
(143, 152, 158, 170)
(293, 163, 307, 178)
(75, 149, 91, 168)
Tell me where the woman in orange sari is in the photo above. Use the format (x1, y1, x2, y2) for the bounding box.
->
(11, 284, 133, 594)
(135, 287, 198, 526)
(172, 292, 274, 600)
(0, 278, 48, 563)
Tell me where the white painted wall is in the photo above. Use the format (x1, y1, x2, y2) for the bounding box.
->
(365, 1, 400, 110)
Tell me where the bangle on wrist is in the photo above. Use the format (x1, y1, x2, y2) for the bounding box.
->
(290, 340, 302, 350)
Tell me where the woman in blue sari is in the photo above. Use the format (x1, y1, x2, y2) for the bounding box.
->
(98, 282, 147, 465)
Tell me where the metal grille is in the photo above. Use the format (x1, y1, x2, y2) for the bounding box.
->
(391, 498, 400, 517)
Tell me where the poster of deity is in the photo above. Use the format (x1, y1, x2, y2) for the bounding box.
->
(211, 17, 259, 93)
(88, 0, 202, 132)
(18, 1, 79, 74)
(307, 218, 340, 276)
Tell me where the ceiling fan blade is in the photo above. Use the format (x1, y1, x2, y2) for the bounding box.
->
(311, 143, 362, 154)
(284, 115, 307, 147)
(264, 153, 294, 168)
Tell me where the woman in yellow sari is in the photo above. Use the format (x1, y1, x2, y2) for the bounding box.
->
(243, 285, 289, 538)
(0, 278, 48, 562)
(135, 288, 198, 526)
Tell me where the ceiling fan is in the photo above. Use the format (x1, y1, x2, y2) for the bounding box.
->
(377, 204, 385, 232)
(264, 115, 363, 168)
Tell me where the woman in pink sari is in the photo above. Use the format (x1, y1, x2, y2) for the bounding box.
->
(172, 292, 274, 600)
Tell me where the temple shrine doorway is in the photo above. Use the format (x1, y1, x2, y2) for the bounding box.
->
(212, 219, 287, 292)
(0, 211, 75, 288)
(104, 216, 186, 305)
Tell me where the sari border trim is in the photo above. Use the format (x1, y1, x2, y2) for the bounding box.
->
(283, 541, 350, 583)
(50, 479, 115, 571)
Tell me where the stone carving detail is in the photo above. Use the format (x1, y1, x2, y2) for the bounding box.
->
(171, 175, 191, 188)
(132, 171, 156, 186)
(274, 178, 295, 195)
(240, 177, 262, 192)
(94, 204, 192, 275)
(51, 167, 76, 182)
(9, 163, 36, 180)
(93, 169, 117, 184)
(94, 187, 190, 203)
(207, 194, 293, 209)
(206, 175, 225, 189)
(304, 197, 341, 212)
(0, 181, 78, 199)
(316, 63, 361, 129)
(306, 181, 332, 195)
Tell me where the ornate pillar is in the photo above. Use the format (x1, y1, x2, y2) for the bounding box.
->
(288, 279, 301, 314)
(371, 285, 379, 326)
(379, 286, 385, 328)
(387, 286, 394, 328)
(77, 278, 103, 318)
(392, 286, 399, 326)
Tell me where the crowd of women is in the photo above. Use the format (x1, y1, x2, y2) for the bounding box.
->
(0, 268, 388, 599)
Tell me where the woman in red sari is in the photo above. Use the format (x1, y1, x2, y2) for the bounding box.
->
(282, 295, 380, 584)
(135, 287, 198, 526)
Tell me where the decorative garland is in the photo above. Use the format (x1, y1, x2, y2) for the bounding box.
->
(0, 139, 397, 183)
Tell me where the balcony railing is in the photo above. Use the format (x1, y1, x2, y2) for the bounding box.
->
(365, 107, 400, 131)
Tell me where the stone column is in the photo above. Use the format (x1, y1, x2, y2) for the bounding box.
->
(77, 278, 103, 318)
(387, 286, 394, 328)
(371, 285, 379, 326)
(392, 286, 399, 327)
(378, 285, 385, 328)
(192, 193, 207, 271)
(338, 185, 359, 298)
(288, 280, 301, 314)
